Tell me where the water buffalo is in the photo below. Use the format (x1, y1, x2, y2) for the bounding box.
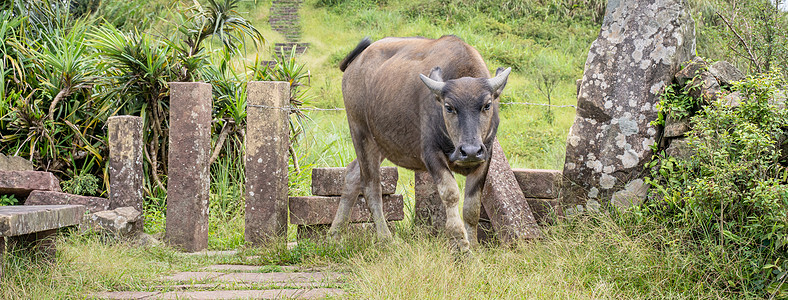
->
(328, 36, 511, 253)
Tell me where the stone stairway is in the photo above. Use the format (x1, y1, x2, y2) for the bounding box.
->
(269, 0, 310, 60)
(94, 264, 345, 299)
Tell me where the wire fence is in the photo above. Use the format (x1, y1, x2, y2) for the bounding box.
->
(247, 101, 576, 111)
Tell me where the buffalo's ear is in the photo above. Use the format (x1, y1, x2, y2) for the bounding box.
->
(419, 67, 445, 100)
(490, 67, 511, 98)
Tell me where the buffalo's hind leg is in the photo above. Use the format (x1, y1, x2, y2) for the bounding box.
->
(328, 159, 362, 240)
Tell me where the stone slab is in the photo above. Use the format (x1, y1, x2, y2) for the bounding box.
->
(414, 171, 446, 234)
(108, 115, 144, 212)
(245, 81, 290, 245)
(92, 291, 161, 299)
(0, 154, 33, 171)
(0, 205, 84, 237)
(311, 167, 398, 196)
(160, 272, 224, 282)
(214, 271, 341, 284)
(289, 194, 404, 225)
(166, 82, 212, 253)
(480, 140, 541, 243)
(201, 264, 301, 273)
(0, 171, 61, 198)
(511, 169, 562, 199)
(154, 288, 344, 299)
(25, 191, 109, 214)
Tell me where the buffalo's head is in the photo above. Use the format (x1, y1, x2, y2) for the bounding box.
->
(420, 66, 511, 166)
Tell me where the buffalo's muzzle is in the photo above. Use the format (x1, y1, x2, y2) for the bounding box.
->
(450, 144, 487, 165)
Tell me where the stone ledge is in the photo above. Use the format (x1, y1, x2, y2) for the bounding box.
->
(25, 191, 109, 214)
(0, 170, 61, 198)
(289, 194, 403, 225)
(0, 205, 84, 237)
(311, 167, 398, 196)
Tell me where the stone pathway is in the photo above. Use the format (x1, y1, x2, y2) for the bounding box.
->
(94, 264, 346, 299)
(269, 0, 309, 60)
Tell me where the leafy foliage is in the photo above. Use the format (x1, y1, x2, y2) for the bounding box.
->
(644, 70, 788, 296)
(61, 173, 100, 196)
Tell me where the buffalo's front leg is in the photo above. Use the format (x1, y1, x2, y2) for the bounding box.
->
(462, 161, 488, 248)
(426, 155, 469, 252)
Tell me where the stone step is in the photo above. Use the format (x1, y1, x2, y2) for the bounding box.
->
(94, 288, 344, 299)
(289, 194, 404, 225)
(24, 190, 109, 214)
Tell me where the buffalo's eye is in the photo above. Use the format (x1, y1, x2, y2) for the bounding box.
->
(483, 102, 492, 111)
(445, 104, 455, 114)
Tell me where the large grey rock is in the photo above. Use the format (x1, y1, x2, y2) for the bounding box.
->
(87, 206, 142, 238)
(709, 61, 745, 86)
(562, 0, 696, 209)
(0, 171, 61, 198)
(0, 154, 34, 171)
(25, 191, 109, 214)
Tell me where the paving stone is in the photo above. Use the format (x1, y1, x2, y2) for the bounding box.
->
(154, 288, 344, 300)
(92, 291, 160, 299)
(179, 250, 238, 257)
(25, 191, 109, 214)
(311, 167, 398, 196)
(108, 116, 144, 212)
(289, 194, 404, 225)
(511, 169, 562, 199)
(480, 140, 541, 243)
(214, 271, 341, 284)
(166, 82, 212, 252)
(161, 272, 224, 282)
(0, 170, 61, 198)
(245, 81, 290, 245)
(201, 264, 302, 272)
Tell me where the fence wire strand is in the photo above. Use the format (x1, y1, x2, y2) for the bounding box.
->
(247, 102, 576, 111)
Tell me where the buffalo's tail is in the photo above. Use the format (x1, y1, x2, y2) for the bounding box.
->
(339, 37, 372, 72)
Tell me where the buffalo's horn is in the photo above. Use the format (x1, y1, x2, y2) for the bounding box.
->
(420, 74, 445, 95)
(488, 67, 511, 91)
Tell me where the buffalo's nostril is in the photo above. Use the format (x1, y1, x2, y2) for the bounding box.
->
(476, 147, 484, 158)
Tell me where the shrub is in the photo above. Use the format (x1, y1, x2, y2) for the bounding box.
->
(644, 70, 788, 296)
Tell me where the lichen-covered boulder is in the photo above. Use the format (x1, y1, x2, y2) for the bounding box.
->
(562, 0, 696, 211)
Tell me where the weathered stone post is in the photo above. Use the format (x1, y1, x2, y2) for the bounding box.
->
(561, 0, 695, 212)
(108, 116, 144, 213)
(245, 81, 290, 245)
(165, 82, 212, 252)
(414, 171, 446, 234)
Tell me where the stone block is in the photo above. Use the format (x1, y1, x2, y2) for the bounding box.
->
(526, 198, 563, 225)
(0, 171, 61, 198)
(0, 154, 33, 171)
(245, 81, 290, 245)
(87, 206, 142, 238)
(311, 167, 398, 196)
(481, 140, 541, 243)
(166, 82, 212, 252)
(414, 171, 446, 234)
(289, 194, 404, 225)
(512, 169, 562, 199)
(665, 138, 694, 159)
(562, 0, 695, 207)
(25, 191, 109, 214)
(663, 115, 691, 138)
(0, 205, 84, 237)
(108, 116, 144, 212)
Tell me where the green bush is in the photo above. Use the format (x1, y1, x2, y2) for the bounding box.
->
(644, 70, 788, 296)
(61, 173, 100, 196)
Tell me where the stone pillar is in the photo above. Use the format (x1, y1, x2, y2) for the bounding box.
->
(245, 81, 290, 245)
(108, 116, 144, 213)
(561, 0, 695, 211)
(165, 82, 212, 252)
(414, 171, 446, 234)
